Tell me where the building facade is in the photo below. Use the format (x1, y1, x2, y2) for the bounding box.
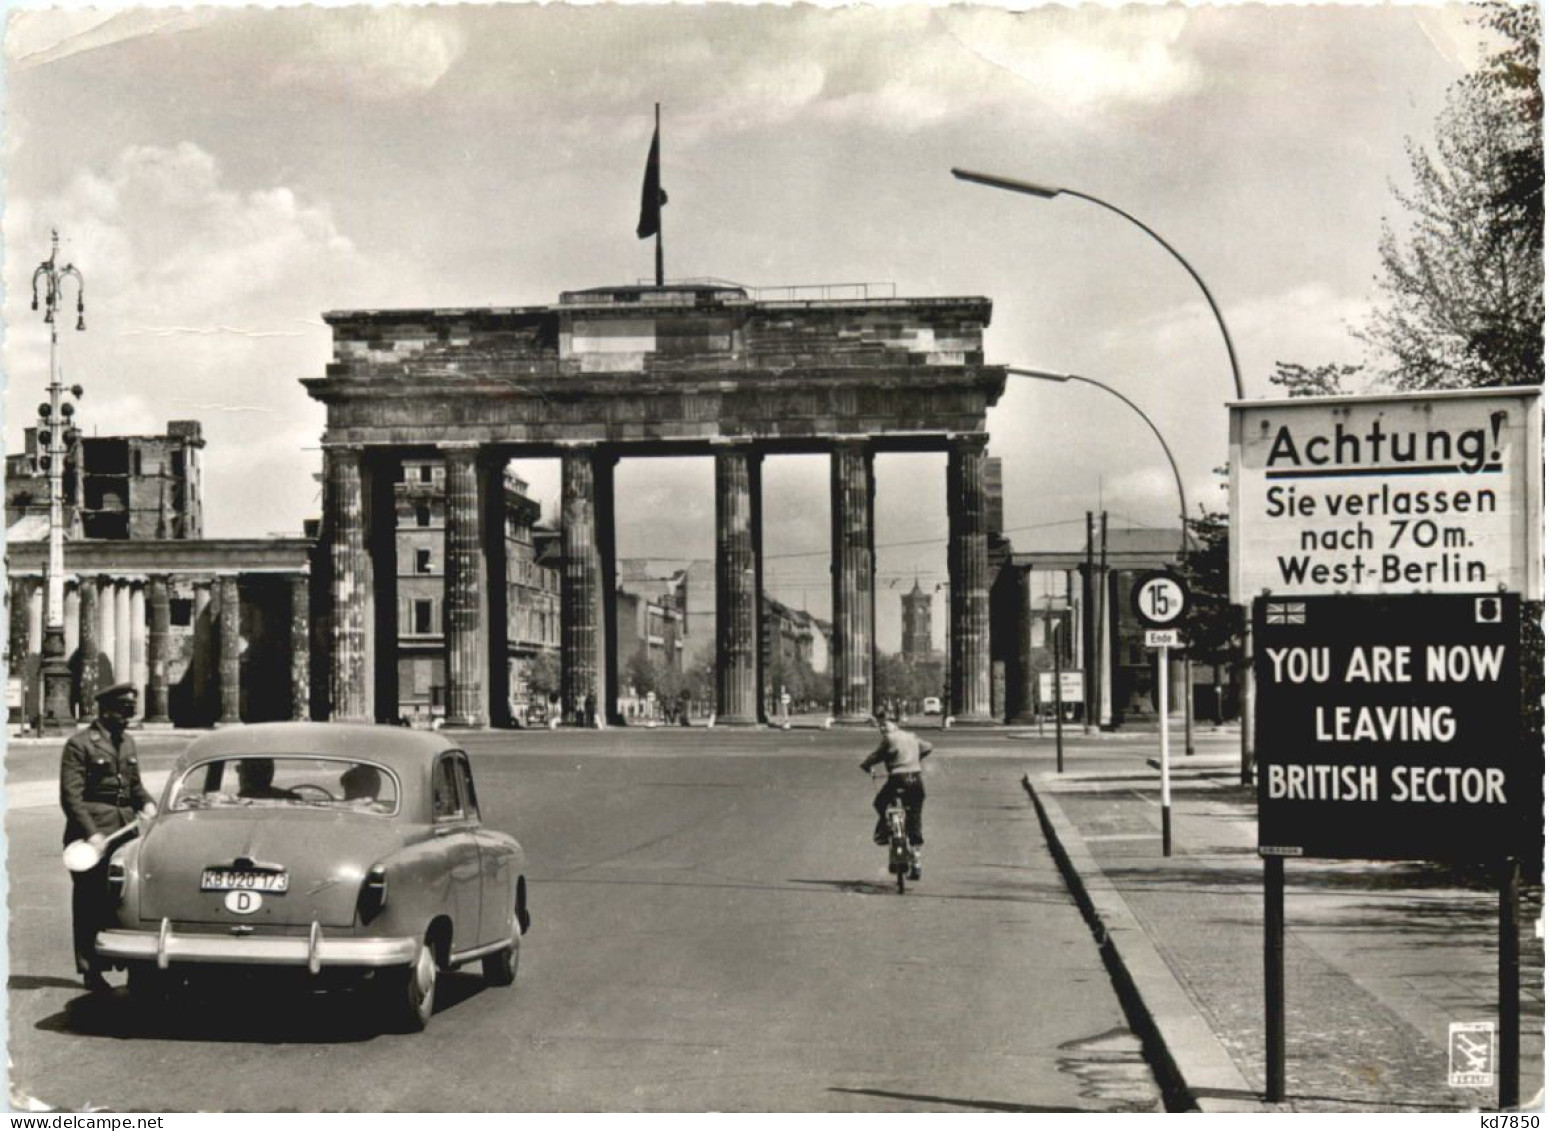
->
(6, 420, 204, 541)
(393, 457, 560, 726)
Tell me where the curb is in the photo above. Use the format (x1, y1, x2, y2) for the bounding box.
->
(1023, 771, 1265, 1114)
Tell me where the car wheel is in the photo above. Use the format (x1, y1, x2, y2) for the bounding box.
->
(387, 938, 438, 1032)
(482, 921, 521, 988)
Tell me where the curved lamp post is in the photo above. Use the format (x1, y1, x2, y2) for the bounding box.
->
(951, 169, 1244, 400)
(953, 167, 1247, 780)
(1010, 367, 1194, 755)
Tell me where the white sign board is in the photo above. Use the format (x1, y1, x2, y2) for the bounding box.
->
(1230, 389, 1542, 602)
(1037, 671, 1085, 704)
(1145, 629, 1181, 648)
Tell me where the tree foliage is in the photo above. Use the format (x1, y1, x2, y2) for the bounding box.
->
(1362, 2, 1543, 389)
(526, 650, 561, 700)
(1267, 361, 1363, 399)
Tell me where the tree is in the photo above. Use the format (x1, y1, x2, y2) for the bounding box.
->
(1267, 361, 1362, 398)
(1363, 3, 1543, 389)
(527, 650, 561, 701)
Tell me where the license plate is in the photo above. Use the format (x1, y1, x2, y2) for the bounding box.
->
(201, 869, 288, 893)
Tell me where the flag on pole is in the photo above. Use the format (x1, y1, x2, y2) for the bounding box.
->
(636, 122, 668, 239)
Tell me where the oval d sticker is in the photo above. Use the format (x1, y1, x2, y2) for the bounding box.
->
(225, 889, 263, 915)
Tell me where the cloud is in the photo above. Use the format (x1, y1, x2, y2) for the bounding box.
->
(269, 8, 466, 100)
(798, 6, 1203, 131)
(4, 141, 366, 536)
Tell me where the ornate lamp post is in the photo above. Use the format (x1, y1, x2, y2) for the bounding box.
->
(31, 229, 86, 735)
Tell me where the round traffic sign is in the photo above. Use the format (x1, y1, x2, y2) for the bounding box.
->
(1132, 571, 1190, 628)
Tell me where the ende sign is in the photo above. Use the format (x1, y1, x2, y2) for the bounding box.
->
(1229, 389, 1542, 602)
(1255, 594, 1533, 862)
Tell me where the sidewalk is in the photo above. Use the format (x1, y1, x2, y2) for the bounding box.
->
(1023, 738, 1544, 1113)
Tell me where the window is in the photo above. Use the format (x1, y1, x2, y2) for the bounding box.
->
(420, 464, 433, 484)
(452, 755, 480, 821)
(415, 504, 431, 528)
(415, 549, 432, 574)
(432, 757, 463, 821)
(170, 598, 194, 628)
(413, 599, 433, 635)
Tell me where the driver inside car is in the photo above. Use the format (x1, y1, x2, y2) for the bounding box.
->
(236, 758, 299, 801)
(340, 763, 383, 805)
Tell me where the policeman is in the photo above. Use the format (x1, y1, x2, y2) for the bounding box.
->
(60, 681, 156, 991)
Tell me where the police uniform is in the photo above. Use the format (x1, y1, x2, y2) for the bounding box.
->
(60, 682, 151, 981)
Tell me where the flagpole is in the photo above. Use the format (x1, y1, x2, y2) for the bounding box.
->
(654, 103, 664, 287)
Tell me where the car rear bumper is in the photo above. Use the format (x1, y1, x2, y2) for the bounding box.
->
(96, 919, 418, 973)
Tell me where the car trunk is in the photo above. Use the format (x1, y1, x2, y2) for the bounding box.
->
(137, 809, 410, 930)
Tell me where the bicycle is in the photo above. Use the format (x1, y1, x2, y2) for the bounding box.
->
(873, 770, 920, 894)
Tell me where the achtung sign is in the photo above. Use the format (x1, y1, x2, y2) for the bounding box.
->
(1229, 389, 1542, 602)
(1255, 595, 1533, 862)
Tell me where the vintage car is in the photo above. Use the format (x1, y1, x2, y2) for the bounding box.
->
(95, 722, 530, 1031)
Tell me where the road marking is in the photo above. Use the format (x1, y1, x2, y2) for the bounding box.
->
(1128, 790, 1159, 807)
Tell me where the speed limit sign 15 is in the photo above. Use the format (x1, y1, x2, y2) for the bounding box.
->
(1132, 571, 1190, 629)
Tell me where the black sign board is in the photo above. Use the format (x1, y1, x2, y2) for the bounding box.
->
(1255, 594, 1533, 862)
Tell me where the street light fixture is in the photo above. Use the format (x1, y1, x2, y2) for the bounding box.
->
(950, 169, 1244, 401)
(1010, 367, 1194, 755)
(31, 229, 86, 735)
(953, 167, 1248, 781)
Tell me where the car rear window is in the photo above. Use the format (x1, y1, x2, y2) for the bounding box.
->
(169, 756, 400, 816)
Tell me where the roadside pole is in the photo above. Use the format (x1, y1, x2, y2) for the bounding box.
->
(1501, 856, 1521, 1109)
(1053, 632, 1065, 775)
(1265, 854, 1286, 1102)
(1133, 570, 1189, 860)
(1159, 643, 1171, 855)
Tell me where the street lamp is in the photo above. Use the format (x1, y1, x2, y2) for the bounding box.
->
(952, 167, 1249, 782)
(1010, 367, 1194, 755)
(950, 169, 1244, 400)
(31, 229, 86, 735)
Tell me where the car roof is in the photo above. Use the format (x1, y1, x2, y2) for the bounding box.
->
(172, 722, 458, 774)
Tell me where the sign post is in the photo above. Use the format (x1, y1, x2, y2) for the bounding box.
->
(1133, 572, 1190, 857)
(1232, 388, 1541, 1110)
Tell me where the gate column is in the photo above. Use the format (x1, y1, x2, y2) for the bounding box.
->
(714, 442, 762, 726)
(77, 577, 100, 711)
(216, 572, 242, 726)
(144, 574, 172, 725)
(290, 571, 311, 721)
(325, 445, 373, 722)
(948, 434, 993, 724)
(830, 440, 876, 723)
(561, 444, 609, 727)
(442, 443, 487, 728)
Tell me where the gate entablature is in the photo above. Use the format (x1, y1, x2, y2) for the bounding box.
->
(303, 286, 1004, 729)
(304, 288, 1005, 447)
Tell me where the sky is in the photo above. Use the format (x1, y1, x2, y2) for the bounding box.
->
(1, 1, 1497, 651)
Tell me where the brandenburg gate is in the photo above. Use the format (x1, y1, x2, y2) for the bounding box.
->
(303, 283, 1006, 727)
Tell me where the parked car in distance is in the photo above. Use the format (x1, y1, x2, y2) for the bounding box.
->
(95, 722, 530, 1032)
(921, 697, 943, 716)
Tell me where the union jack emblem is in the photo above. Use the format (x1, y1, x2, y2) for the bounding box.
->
(1265, 601, 1306, 624)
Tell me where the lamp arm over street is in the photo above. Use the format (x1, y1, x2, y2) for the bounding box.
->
(1007, 368, 1190, 562)
(951, 168, 1244, 401)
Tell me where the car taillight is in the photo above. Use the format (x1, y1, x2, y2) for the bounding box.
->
(357, 865, 388, 924)
(106, 861, 126, 905)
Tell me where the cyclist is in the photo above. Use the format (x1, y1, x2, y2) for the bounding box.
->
(860, 708, 933, 879)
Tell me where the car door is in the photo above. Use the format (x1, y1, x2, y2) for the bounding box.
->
(451, 754, 508, 948)
(431, 752, 482, 951)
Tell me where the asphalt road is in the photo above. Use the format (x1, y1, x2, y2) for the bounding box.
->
(6, 725, 1161, 1112)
